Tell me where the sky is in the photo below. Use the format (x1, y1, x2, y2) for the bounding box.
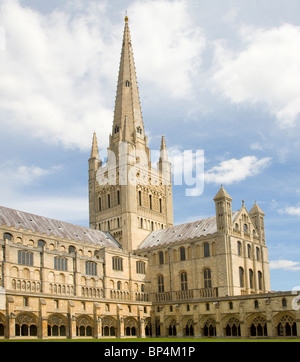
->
(0, 0, 300, 291)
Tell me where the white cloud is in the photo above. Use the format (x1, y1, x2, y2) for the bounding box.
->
(270, 260, 300, 271)
(0, 0, 115, 151)
(0, 161, 87, 223)
(128, 0, 206, 99)
(0, 0, 206, 151)
(8, 195, 88, 224)
(250, 142, 263, 151)
(0, 162, 59, 186)
(211, 24, 300, 127)
(284, 205, 300, 219)
(205, 156, 271, 185)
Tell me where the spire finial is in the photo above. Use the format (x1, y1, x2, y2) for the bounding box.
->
(91, 132, 99, 159)
(125, 10, 128, 23)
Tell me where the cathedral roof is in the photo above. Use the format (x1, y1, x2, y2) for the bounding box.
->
(0, 206, 122, 249)
(138, 211, 240, 250)
(138, 216, 217, 250)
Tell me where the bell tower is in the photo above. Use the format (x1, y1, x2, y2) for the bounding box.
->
(89, 16, 173, 251)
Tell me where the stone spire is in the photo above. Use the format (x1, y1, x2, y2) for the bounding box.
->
(158, 135, 171, 180)
(213, 185, 232, 201)
(110, 15, 145, 150)
(90, 132, 99, 159)
(160, 135, 168, 160)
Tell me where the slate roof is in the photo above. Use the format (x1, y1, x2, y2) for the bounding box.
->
(138, 211, 240, 250)
(0, 206, 122, 249)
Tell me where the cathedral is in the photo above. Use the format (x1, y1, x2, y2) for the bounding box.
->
(0, 16, 298, 340)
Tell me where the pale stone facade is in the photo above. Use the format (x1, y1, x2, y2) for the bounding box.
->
(0, 17, 299, 339)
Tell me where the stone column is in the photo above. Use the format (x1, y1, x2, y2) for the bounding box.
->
(39, 298, 47, 339)
(97, 316, 103, 339)
(295, 309, 300, 337)
(7, 296, 15, 339)
(68, 301, 76, 339)
(94, 302, 101, 339)
(175, 304, 183, 337)
(140, 318, 146, 338)
(119, 317, 125, 338)
(150, 307, 156, 337)
(239, 301, 248, 338)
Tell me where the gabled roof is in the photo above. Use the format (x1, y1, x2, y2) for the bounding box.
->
(138, 216, 217, 250)
(138, 210, 241, 251)
(0, 206, 122, 249)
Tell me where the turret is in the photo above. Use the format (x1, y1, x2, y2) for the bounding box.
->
(214, 185, 233, 234)
(249, 201, 265, 243)
(158, 135, 171, 183)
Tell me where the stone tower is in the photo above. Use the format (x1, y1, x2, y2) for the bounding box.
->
(214, 185, 233, 235)
(89, 16, 173, 251)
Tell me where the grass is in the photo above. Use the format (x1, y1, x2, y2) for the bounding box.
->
(1, 337, 299, 342)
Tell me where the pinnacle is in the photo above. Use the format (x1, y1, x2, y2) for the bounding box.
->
(90, 132, 99, 159)
(213, 185, 232, 201)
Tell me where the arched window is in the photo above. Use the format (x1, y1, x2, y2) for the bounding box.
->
(185, 319, 194, 336)
(38, 239, 46, 249)
(180, 247, 186, 261)
(168, 320, 177, 336)
(112, 256, 123, 271)
(54, 257, 67, 271)
(204, 243, 210, 257)
(149, 194, 152, 210)
(225, 317, 241, 337)
(250, 316, 268, 336)
(237, 241, 242, 256)
(158, 251, 164, 265)
(247, 244, 251, 258)
(239, 267, 244, 288)
(158, 275, 164, 293)
(18, 250, 33, 266)
(3, 233, 12, 241)
(203, 318, 216, 337)
(256, 247, 260, 261)
(180, 271, 188, 291)
(277, 315, 297, 336)
(86, 261, 97, 276)
(204, 268, 212, 288)
(258, 271, 263, 290)
(249, 269, 254, 289)
(125, 80, 130, 87)
(244, 224, 248, 233)
(76, 316, 94, 337)
(136, 261, 146, 274)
